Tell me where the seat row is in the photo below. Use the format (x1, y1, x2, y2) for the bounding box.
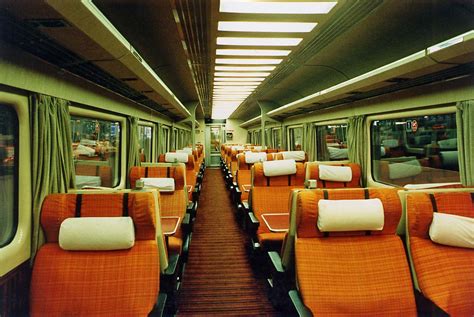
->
(30, 144, 206, 316)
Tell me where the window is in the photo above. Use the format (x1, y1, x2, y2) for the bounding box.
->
(272, 128, 281, 149)
(0, 105, 18, 247)
(71, 116, 121, 188)
(371, 113, 459, 186)
(138, 125, 153, 162)
(316, 124, 349, 161)
(288, 126, 303, 151)
(162, 127, 170, 152)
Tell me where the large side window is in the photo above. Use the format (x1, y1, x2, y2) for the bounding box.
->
(272, 128, 281, 149)
(288, 126, 303, 151)
(316, 124, 349, 161)
(371, 113, 459, 186)
(138, 124, 153, 162)
(71, 116, 121, 188)
(162, 127, 170, 152)
(0, 105, 18, 247)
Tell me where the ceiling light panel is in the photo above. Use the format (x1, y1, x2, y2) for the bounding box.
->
(214, 86, 257, 90)
(214, 77, 266, 82)
(217, 37, 302, 46)
(214, 82, 262, 86)
(216, 49, 291, 56)
(218, 21, 317, 33)
(220, 1, 337, 14)
(215, 72, 270, 77)
(216, 58, 283, 65)
(215, 65, 276, 71)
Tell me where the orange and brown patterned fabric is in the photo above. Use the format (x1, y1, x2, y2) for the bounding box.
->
(407, 191, 474, 316)
(305, 162, 362, 188)
(31, 192, 159, 316)
(129, 165, 186, 190)
(237, 153, 274, 170)
(75, 163, 113, 187)
(158, 154, 197, 201)
(295, 188, 416, 316)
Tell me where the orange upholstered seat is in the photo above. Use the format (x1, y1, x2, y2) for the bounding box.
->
(30, 192, 159, 316)
(294, 188, 417, 316)
(305, 162, 362, 188)
(406, 191, 474, 316)
(250, 162, 305, 250)
(236, 153, 275, 204)
(159, 154, 198, 202)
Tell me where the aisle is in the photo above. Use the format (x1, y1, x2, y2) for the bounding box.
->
(177, 168, 278, 316)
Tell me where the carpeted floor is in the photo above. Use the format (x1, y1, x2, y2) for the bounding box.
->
(177, 168, 279, 316)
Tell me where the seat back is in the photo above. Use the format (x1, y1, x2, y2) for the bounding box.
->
(31, 192, 159, 316)
(305, 162, 361, 188)
(293, 188, 416, 316)
(406, 191, 474, 315)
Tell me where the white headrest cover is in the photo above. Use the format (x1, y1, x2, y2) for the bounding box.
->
(318, 199, 384, 232)
(59, 217, 135, 251)
(245, 152, 267, 164)
(388, 160, 421, 179)
(142, 177, 175, 192)
(178, 147, 193, 155)
(232, 145, 245, 151)
(165, 152, 188, 163)
(281, 151, 305, 161)
(328, 147, 348, 160)
(319, 165, 352, 182)
(263, 159, 297, 177)
(429, 213, 474, 249)
(76, 144, 96, 156)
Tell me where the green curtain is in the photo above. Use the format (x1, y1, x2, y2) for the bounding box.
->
(265, 127, 273, 149)
(30, 93, 75, 260)
(456, 100, 473, 186)
(246, 131, 251, 143)
(127, 117, 141, 187)
(348, 115, 367, 186)
(170, 129, 176, 151)
(316, 126, 330, 161)
(157, 123, 166, 155)
(302, 123, 317, 161)
(281, 125, 288, 150)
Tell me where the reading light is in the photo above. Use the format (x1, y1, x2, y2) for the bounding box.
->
(216, 49, 290, 56)
(217, 37, 302, 46)
(218, 21, 317, 33)
(219, 1, 337, 15)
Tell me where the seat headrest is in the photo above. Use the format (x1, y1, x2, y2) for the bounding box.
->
(263, 159, 297, 177)
(388, 159, 422, 179)
(141, 177, 175, 192)
(305, 162, 361, 188)
(319, 165, 353, 182)
(165, 152, 188, 163)
(129, 165, 186, 189)
(253, 161, 306, 186)
(245, 152, 267, 164)
(297, 188, 401, 238)
(279, 151, 306, 161)
(41, 192, 156, 243)
(178, 147, 193, 155)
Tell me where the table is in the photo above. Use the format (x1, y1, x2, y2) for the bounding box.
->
(261, 213, 289, 232)
(161, 216, 180, 236)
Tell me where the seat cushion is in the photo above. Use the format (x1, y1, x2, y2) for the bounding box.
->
(30, 241, 158, 317)
(296, 235, 416, 316)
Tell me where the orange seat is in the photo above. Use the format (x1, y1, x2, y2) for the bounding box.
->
(305, 162, 362, 188)
(30, 192, 159, 316)
(406, 191, 474, 316)
(159, 154, 198, 202)
(294, 188, 416, 316)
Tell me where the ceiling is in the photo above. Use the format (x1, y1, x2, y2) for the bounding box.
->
(0, 0, 473, 122)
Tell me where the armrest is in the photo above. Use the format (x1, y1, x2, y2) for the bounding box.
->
(246, 212, 259, 235)
(149, 293, 167, 317)
(186, 201, 198, 220)
(289, 290, 313, 317)
(268, 251, 284, 273)
(234, 186, 242, 205)
(182, 212, 193, 233)
(414, 289, 449, 316)
(163, 253, 180, 276)
(242, 201, 249, 213)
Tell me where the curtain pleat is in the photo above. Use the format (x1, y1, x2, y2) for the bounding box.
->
(30, 93, 75, 260)
(456, 100, 473, 186)
(281, 126, 288, 150)
(127, 117, 141, 187)
(316, 126, 330, 161)
(348, 115, 367, 186)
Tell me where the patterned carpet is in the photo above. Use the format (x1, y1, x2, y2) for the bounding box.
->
(177, 168, 278, 316)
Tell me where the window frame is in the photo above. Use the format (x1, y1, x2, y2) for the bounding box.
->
(138, 121, 155, 163)
(287, 124, 303, 151)
(162, 125, 171, 152)
(0, 92, 31, 276)
(367, 105, 458, 187)
(272, 127, 282, 149)
(70, 106, 126, 189)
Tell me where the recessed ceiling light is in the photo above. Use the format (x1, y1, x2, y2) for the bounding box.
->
(215, 72, 270, 77)
(216, 49, 291, 56)
(218, 21, 317, 33)
(215, 65, 276, 71)
(220, 1, 337, 14)
(214, 82, 261, 86)
(216, 58, 282, 65)
(214, 77, 266, 82)
(214, 86, 257, 90)
(217, 37, 302, 46)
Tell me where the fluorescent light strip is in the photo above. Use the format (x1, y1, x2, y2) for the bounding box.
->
(218, 21, 317, 33)
(214, 86, 257, 90)
(220, 1, 337, 14)
(214, 82, 261, 86)
(217, 37, 302, 46)
(216, 58, 282, 65)
(215, 72, 270, 77)
(214, 77, 266, 82)
(215, 65, 276, 71)
(216, 49, 290, 56)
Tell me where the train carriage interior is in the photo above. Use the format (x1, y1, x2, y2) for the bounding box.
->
(0, 0, 473, 316)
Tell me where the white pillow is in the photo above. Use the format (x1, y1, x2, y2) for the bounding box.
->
(263, 159, 297, 177)
(142, 177, 175, 192)
(75, 144, 96, 156)
(165, 152, 188, 163)
(388, 160, 422, 179)
(429, 213, 474, 249)
(280, 151, 305, 161)
(328, 147, 348, 159)
(59, 217, 135, 251)
(319, 165, 353, 182)
(245, 152, 267, 164)
(177, 147, 193, 155)
(232, 145, 244, 151)
(318, 199, 384, 232)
